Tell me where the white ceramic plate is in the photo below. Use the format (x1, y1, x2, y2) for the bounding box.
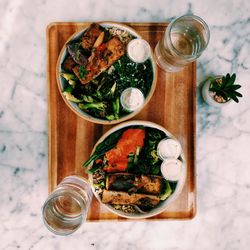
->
(56, 22, 157, 125)
(88, 120, 186, 219)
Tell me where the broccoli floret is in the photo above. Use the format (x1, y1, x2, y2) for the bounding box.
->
(105, 97, 120, 120)
(82, 95, 94, 103)
(160, 181, 172, 201)
(60, 73, 77, 86)
(78, 102, 106, 111)
(105, 82, 117, 99)
(150, 150, 159, 163)
(63, 92, 83, 103)
(106, 115, 116, 120)
(112, 97, 120, 119)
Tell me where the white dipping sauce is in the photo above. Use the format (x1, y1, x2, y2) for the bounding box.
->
(120, 87, 144, 112)
(161, 159, 183, 181)
(157, 138, 182, 160)
(127, 38, 150, 63)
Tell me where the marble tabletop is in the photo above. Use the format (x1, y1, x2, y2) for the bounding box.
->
(1, 0, 250, 249)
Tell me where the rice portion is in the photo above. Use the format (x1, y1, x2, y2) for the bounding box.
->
(112, 204, 139, 214)
(108, 27, 133, 44)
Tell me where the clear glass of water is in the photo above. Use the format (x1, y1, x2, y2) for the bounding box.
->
(154, 15, 210, 72)
(42, 176, 93, 235)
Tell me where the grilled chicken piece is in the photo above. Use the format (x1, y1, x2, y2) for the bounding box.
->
(73, 36, 125, 84)
(102, 190, 160, 207)
(62, 56, 76, 72)
(106, 173, 163, 195)
(82, 23, 103, 50)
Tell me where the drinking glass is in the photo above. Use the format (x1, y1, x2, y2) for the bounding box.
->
(42, 175, 93, 235)
(154, 15, 210, 72)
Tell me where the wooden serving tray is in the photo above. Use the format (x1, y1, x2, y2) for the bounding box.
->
(46, 22, 196, 221)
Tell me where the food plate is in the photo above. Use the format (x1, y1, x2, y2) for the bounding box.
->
(56, 22, 157, 124)
(46, 22, 196, 221)
(87, 121, 186, 219)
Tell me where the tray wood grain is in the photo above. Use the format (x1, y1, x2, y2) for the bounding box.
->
(46, 22, 196, 221)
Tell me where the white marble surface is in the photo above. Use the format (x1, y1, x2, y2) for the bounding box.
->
(0, 0, 250, 249)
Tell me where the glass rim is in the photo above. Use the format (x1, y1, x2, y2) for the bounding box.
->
(43, 188, 86, 208)
(62, 175, 92, 186)
(166, 14, 210, 60)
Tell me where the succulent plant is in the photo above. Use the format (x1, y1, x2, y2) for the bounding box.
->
(209, 73, 243, 103)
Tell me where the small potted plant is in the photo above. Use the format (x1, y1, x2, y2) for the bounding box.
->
(202, 73, 243, 107)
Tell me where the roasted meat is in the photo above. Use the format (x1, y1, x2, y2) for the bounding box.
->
(62, 56, 76, 72)
(73, 36, 125, 84)
(102, 190, 160, 207)
(106, 173, 163, 195)
(82, 23, 103, 50)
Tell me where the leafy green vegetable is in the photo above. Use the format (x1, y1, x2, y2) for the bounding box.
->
(112, 97, 120, 120)
(82, 95, 94, 103)
(160, 181, 172, 200)
(113, 55, 153, 96)
(134, 146, 141, 165)
(150, 164, 161, 175)
(61, 73, 77, 86)
(78, 66, 88, 79)
(64, 84, 74, 93)
(150, 150, 159, 162)
(93, 181, 105, 189)
(61, 73, 77, 92)
(127, 146, 141, 171)
(78, 102, 106, 111)
(63, 92, 83, 103)
(131, 128, 165, 175)
(127, 153, 135, 171)
(106, 115, 116, 121)
(88, 164, 101, 173)
(105, 82, 117, 99)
